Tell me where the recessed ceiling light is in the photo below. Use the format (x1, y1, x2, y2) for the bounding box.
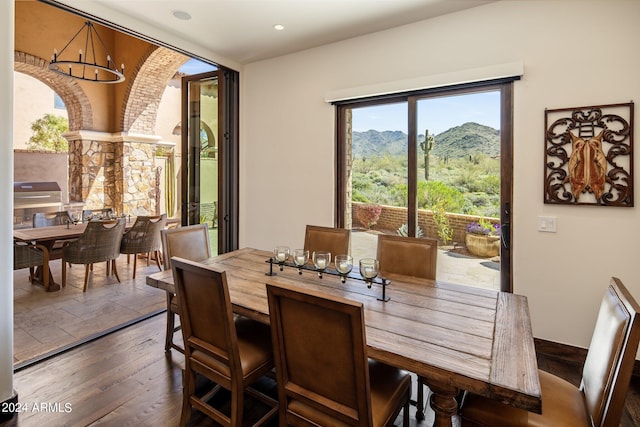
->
(172, 10, 192, 21)
(273, 24, 285, 31)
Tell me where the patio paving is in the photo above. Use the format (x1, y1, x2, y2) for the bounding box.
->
(351, 229, 500, 291)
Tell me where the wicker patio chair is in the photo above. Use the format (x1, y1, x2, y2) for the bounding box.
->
(61, 219, 126, 292)
(33, 211, 74, 227)
(81, 208, 114, 222)
(120, 214, 167, 278)
(14, 242, 49, 291)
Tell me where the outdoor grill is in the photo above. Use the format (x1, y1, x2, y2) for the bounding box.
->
(14, 181, 63, 228)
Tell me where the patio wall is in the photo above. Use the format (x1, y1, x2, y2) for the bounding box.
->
(352, 201, 499, 245)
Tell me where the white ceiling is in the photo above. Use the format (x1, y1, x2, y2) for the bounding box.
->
(53, 0, 495, 64)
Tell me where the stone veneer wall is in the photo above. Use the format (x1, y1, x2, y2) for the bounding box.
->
(352, 202, 499, 245)
(67, 132, 159, 216)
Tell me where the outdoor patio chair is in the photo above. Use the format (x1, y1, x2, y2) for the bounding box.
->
(120, 214, 167, 278)
(81, 208, 114, 222)
(61, 218, 125, 292)
(32, 211, 73, 227)
(14, 242, 49, 291)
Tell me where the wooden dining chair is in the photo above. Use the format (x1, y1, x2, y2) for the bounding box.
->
(460, 277, 640, 427)
(61, 219, 125, 292)
(160, 223, 210, 353)
(376, 234, 438, 280)
(376, 234, 438, 420)
(171, 257, 278, 427)
(120, 214, 166, 278)
(266, 281, 412, 427)
(303, 224, 351, 266)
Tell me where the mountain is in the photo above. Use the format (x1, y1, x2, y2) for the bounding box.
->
(352, 122, 499, 159)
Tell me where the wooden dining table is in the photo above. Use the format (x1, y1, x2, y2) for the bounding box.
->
(146, 247, 541, 427)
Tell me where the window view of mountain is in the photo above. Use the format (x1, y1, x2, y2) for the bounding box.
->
(351, 122, 500, 217)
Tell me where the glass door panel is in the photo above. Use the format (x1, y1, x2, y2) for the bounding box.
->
(182, 71, 219, 255)
(346, 102, 409, 260)
(416, 90, 501, 289)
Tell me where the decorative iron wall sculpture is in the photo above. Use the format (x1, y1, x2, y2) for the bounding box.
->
(544, 102, 634, 206)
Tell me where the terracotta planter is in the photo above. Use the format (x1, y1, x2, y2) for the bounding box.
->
(465, 233, 500, 257)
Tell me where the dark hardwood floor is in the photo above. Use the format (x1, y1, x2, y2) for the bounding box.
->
(3, 313, 640, 426)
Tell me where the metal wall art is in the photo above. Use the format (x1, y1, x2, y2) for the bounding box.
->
(544, 102, 634, 206)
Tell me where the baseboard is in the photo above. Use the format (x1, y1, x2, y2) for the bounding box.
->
(535, 338, 640, 377)
(0, 391, 18, 424)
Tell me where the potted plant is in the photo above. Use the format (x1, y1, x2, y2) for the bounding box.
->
(465, 219, 501, 257)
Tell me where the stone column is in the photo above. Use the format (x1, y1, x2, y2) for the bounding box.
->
(65, 131, 161, 217)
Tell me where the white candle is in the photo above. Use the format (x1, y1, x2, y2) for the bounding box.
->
(296, 255, 306, 265)
(316, 259, 326, 269)
(277, 252, 286, 262)
(364, 267, 375, 278)
(338, 261, 348, 273)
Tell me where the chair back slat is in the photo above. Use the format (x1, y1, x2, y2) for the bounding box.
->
(161, 223, 210, 270)
(267, 282, 372, 425)
(582, 277, 640, 427)
(376, 234, 437, 280)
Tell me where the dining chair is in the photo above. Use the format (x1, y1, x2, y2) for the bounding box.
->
(171, 257, 278, 427)
(460, 276, 640, 427)
(61, 219, 126, 292)
(376, 234, 438, 420)
(14, 242, 49, 291)
(303, 224, 351, 266)
(160, 223, 211, 353)
(81, 207, 114, 222)
(120, 214, 166, 278)
(266, 281, 412, 426)
(32, 211, 74, 228)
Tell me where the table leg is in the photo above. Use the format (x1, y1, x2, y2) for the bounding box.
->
(429, 383, 459, 427)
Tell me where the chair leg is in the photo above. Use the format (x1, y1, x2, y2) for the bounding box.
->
(112, 260, 121, 283)
(154, 250, 162, 272)
(416, 376, 426, 420)
(83, 264, 90, 292)
(132, 254, 137, 279)
(127, 254, 130, 264)
(180, 365, 194, 427)
(165, 292, 175, 352)
(62, 261, 67, 287)
(403, 396, 410, 427)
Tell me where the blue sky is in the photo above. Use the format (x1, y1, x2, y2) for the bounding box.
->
(352, 91, 500, 135)
(178, 58, 217, 74)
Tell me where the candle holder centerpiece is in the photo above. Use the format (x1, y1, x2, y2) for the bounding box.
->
(312, 251, 331, 279)
(359, 258, 379, 288)
(293, 249, 309, 275)
(274, 246, 290, 271)
(335, 254, 353, 283)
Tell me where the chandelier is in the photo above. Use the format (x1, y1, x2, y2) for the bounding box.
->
(49, 21, 125, 84)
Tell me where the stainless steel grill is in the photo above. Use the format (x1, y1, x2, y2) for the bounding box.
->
(14, 182, 63, 228)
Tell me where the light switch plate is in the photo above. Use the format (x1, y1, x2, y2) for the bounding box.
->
(538, 216, 557, 233)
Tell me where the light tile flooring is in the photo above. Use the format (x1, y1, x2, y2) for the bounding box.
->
(13, 254, 166, 368)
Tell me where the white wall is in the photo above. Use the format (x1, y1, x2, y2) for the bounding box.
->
(0, 0, 14, 405)
(240, 0, 640, 350)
